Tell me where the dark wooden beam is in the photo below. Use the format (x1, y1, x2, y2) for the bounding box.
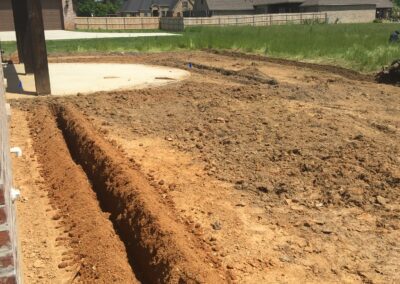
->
(27, 0, 51, 95)
(11, 0, 34, 74)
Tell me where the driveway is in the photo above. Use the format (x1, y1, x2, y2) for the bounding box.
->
(0, 30, 178, 42)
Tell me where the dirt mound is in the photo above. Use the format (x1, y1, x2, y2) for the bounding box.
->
(376, 60, 400, 85)
(190, 62, 278, 85)
(236, 66, 275, 82)
(208, 49, 374, 82)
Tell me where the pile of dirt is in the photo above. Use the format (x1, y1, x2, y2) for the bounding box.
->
(207, 49, 374, 82)
(376, 59, 400, 85)
(190, 62, 278, 85)
(236, 66, 277, 83)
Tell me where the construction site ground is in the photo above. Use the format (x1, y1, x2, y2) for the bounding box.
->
(9, 51, 400, 283)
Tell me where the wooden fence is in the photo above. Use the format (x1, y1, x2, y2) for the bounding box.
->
(184, 13, 327, 27)
(75, 17, 160, 30)
(76, 13, 327, 31)
(160, 17, 184, 32)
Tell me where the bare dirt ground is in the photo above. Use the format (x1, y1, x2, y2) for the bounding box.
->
(10, 51, 400, 283)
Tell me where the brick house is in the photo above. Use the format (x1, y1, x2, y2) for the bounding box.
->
(119, 0, 193, 17)
(0, 0, 75, 31)
(192, 0, 394, 22)
(300, 0, 394, 23)
(192, 0, 254, 16)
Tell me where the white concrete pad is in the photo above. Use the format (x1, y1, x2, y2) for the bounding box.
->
(0, 30, 178, 42)
(5, 63, 189, 97)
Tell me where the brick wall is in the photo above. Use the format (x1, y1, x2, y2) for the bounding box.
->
(0, 60, 19, 283)
(62, 0, 76, 30)
(303, 4, 376, 23)
(324, 9, 376, 23)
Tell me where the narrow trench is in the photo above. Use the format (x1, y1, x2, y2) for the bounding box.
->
(54, 112, 150, 283)
(44, 105, 224, 284)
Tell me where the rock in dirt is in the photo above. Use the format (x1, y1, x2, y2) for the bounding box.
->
(211, 221, 222, 230)
(376, 195, 386, 206)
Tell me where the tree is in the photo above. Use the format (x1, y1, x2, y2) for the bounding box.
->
(74, 0, 122, 17)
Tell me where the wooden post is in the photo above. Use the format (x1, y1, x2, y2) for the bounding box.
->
(27, 0, 51, 95)
(11, 0, 34, 73)
(11, 0, 24, 63)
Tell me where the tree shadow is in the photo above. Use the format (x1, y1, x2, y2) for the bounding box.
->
(3, 63, 37, 96)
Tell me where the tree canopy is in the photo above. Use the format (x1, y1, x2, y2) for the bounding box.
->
(74, 0, 122, 17)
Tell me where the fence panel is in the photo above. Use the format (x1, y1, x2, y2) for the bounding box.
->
(75, 17, 159, 30)
(160, 17, 184, 32)
(75, 13, 327, 32)
(183, 13, 326, 28)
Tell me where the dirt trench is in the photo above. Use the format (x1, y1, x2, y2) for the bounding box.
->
(28, 103, 225, 283)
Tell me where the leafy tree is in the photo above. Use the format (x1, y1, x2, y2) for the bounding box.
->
(74, 0, 122, 17)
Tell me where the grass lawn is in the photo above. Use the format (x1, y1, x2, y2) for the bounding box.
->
(2, 23, 400, 72)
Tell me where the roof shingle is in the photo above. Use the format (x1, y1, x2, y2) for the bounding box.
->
(205, 0, 255, 11)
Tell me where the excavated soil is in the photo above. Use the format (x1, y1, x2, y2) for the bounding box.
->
(10, 51, 400, 283)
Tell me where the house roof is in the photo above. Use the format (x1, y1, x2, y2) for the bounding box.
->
(251, 0, 394, 8)
(119, 0, 178, 12)
(253, 0, 304, 5)
(300, 0, 385, 7)
(205, 0, 255, 11)
(376, 0, 393, 8)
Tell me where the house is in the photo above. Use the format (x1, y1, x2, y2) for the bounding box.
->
(253, 0, 304, 14)
(376, 0, 393, 19)
(119, 0, 193, 17)
(192, 0, 254, 17)
(0, 0, 75, 31)
(193, 0, 394, 21)
(299, 0, 389, 23)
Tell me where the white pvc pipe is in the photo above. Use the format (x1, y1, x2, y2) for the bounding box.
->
(11, 188, 21, 202)
(10, 147, 22, 157)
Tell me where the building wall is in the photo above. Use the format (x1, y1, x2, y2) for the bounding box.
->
(0, 0, 67, 31)
(213, 10, 254, 16)
(302, 5, 376, 23)
(256, 3, 301, 14)
(193, 0, 210, 16)
(171, 0, 193, 17)
(62, 0, 75, 30)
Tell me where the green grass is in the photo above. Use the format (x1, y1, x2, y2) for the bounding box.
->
(2, 23, 400, 72)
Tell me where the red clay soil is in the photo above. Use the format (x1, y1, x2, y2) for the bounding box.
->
(29, 102, 226, 283)
(207, 49, 375, 82)
(28, 105, 139, 283)
(12, 51, 399, 283)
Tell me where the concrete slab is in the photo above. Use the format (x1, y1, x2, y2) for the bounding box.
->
(0, 30, 178, 42)
(4, 63, 189, 98)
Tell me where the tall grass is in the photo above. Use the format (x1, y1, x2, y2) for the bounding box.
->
(2, 23, 400, 72)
